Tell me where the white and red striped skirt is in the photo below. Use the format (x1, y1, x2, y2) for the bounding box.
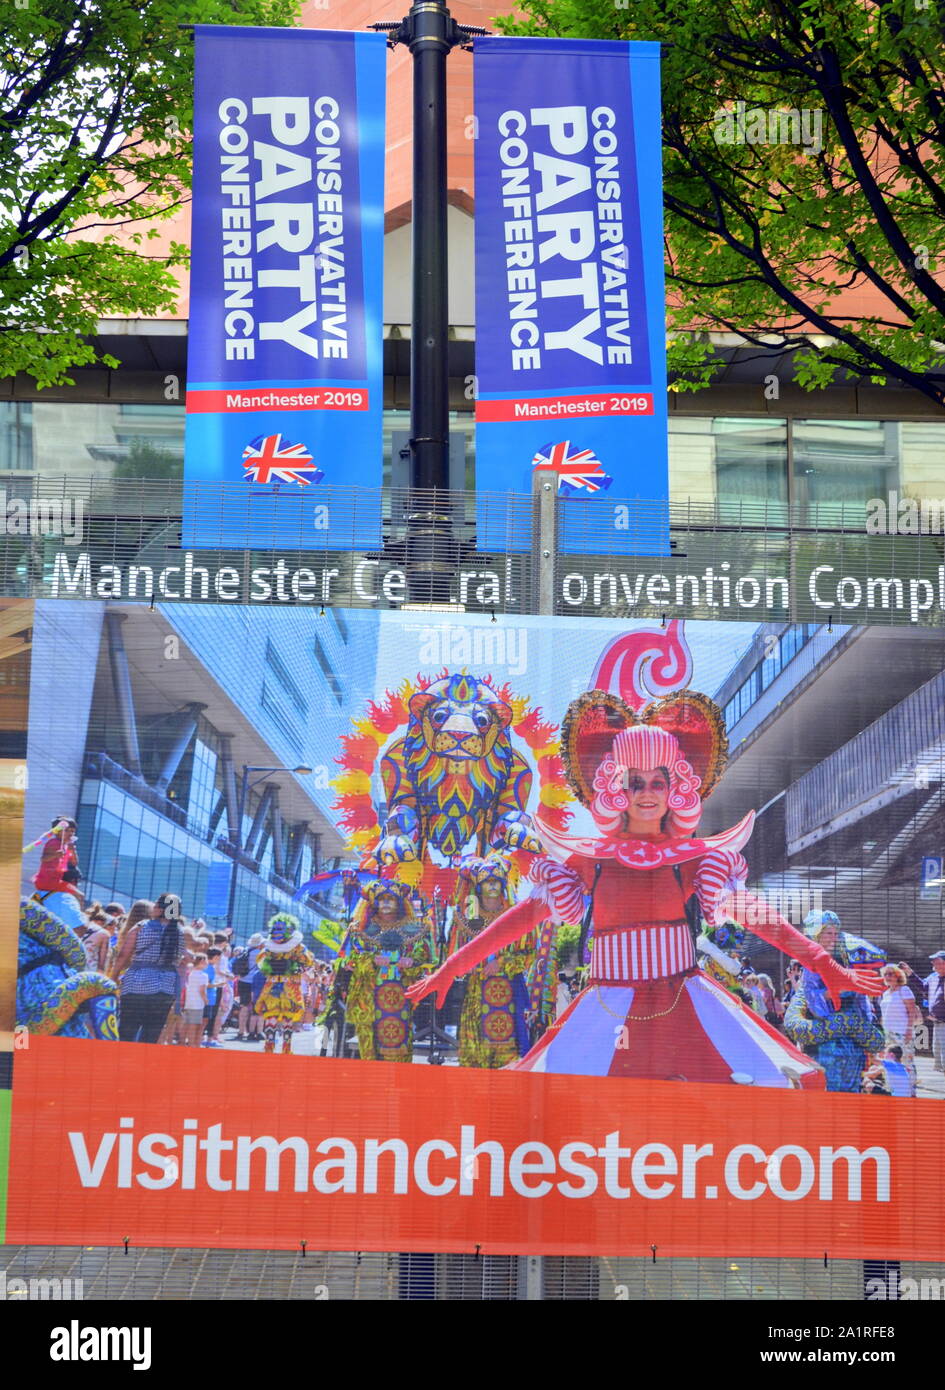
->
(510, 922, 824, 1089)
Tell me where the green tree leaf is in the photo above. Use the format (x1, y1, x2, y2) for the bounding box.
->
(0, 0, 299, 386)
(495, 0, 945, 406)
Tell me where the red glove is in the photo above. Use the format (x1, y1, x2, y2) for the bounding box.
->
(804, 949, 885, 1010)
(727, 890, 884, 1010)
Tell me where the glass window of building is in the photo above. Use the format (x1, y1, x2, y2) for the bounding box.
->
(0, 402, 33, 471)
(713, 417, 789, 516)
(186, 737, 218, 839)
(264, 639, 308, 717)
(899, 420, 945, 503)
(312, 635, 343, 707)
(792, 419, 898, 521)
(3, 399, 941, 532)
(25, 401, 185, 476)
(382, 408, 474, 490)
(668, 416, 789, 515)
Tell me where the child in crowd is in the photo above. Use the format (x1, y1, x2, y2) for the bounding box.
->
(181, 953, 210, 1047)
(863, 1044, 915, 1097)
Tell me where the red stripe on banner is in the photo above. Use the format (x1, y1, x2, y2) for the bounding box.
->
(187, 388, 370, 414)
(475, 393, 654, 422)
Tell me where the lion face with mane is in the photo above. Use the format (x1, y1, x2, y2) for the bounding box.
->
(409, 673, 512, 762)
(380, 673, 530, 860)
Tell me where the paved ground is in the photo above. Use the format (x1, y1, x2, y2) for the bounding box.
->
(203, 1025, 945, 1090)
(1, 1245, 936, 1300)
(915, 1054, 945, 1097)
(196, 1021, 462, 1062)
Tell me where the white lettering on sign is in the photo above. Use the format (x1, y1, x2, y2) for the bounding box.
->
(216, 93, 351, 365)
(494, 103, 633, 371)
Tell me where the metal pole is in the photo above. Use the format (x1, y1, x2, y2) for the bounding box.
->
(408, 0, 450, 494)
(371, 4, 485, 603)
(404, 0, 454, 601)
(224, 763, 248, 933)
(515, 471, 559, 1301)
(531, 471, 559, 616)
(153, 702, 205, 794)
(218, 735, 240, 846)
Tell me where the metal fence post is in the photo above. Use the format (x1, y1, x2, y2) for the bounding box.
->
(531, 470, 559, 617)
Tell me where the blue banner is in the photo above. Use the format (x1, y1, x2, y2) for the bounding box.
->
(473, 38, 668, 554)
(183, 26, 386, 549)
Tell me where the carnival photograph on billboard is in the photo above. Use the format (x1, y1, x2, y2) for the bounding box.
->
(7, 602, 945, 1256)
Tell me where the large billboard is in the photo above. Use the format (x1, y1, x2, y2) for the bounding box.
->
(183, 26, 386, 551)
(7, 605, 945, 1255)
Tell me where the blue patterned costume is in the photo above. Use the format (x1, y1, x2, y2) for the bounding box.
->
(784, 919, 884, 1092)
(18, 897, 118, 1040)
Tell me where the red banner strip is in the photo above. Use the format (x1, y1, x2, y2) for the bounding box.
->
(187, 388, 369, 413)
(475, 393, 654, 423)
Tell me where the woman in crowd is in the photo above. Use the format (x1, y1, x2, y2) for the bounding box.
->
(75, 905, 111, 973)
(756, 972, 780, 1025)
(180, 952, 212, 1047)
(207, 932, 236, 1045)
(878, 963, 922, 1080)
(157, 920, 200, 1045)
(106, 898, 153, 980)
(233, 933, 264, 1042)
(115, 892, 184, 1043)
(782, 960, 803, 1009)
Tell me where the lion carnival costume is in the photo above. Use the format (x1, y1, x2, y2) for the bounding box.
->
(338, 881, 435, 1062)
(332, 670, 573, 897)
(254, 913, 315, 1054)
(449, 853, 535, 1068)
(409, 623, 882, 1087)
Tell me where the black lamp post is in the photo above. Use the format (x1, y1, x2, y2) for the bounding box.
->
(372, 1, 486, 599)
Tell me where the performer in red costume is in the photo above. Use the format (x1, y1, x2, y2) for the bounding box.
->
(409, 623, 882, 1088)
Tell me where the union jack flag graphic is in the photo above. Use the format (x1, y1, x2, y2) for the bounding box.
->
(242, 434, 325, 487)
(531, 441, 613, 495)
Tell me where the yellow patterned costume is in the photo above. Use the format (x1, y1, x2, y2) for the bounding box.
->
(450, 854, 535, 1069)
(340, 881, 435, 1062)
(255, 914, 315, 1054)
